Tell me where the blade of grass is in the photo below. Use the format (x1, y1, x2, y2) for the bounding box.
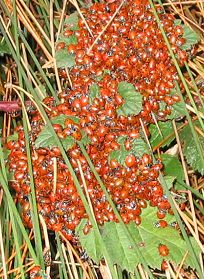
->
(175, 251, 190, 279)
(19, 32, 59, 101)
(54, 0, 61, 13)
(56, 0, 68, 42)
(0, 168, 39, 265)
(187, 190, 203, 272)
(50, 0, 62, 93)
(55, 233, 69, 279)
(176, 181, 204, 201)
(39, 211, 51, 277)
(21, 103, 45, 268)
(17, 0, 52, 47)
(185, 208, 204, 236)
(11, 1, 45, 266)
(70, 0, 94, 38)
(172, 198, 204, 254)
(0, 197, 10, 273)
(0, 72, 40, 272)
(0, 214, 7, 279)
(8, 209, 25, 279)
(87, 0, 124, 53)
(62, 243, 75, 279)
(66, 242, 80, 279)
(184, 61, 204, 110)
(59, 232, 99, 279)
(0, 1, 52, 61)
(0, 6, 58, 102)
(35, 5, 50, 35)
(193, 201, 204, 216)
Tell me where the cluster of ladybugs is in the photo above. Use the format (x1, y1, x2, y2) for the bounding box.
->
(6, 0, 190, 267)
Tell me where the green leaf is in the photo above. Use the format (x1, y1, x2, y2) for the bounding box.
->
(163, 176, 176, 190)
(159, 98, 186, 120)
(95, 69, 111, 81)
(67, 115, 80, 124)
(130, 206, 200, 269)
(102, 222, 140, 272)
(161, 154, 184, 184)
(57, 34, 78, 46)
(61, 137, 75, 150)
(163, 87, 186, 120)
(34, 85, 46, 101)
(0, 40, 11, 56)
(167, 101, 186, 120)
(117, 136, 127, 146)
(51, 115, 80, 128)
(131, 138, 149, 157)
(109, 149, 129, 166)
(76, 219, 103, 263)
(35, 129, 55, 148)
(117, 82, 143, 116)
(65, 35, 77, 46)
(109, 136, 149, 166)
(58, 35, 78, 46)
(3, 149, 11, 161)
(34, 128, 75, 150)
(103, 69, 111, 76)
(64, 12, 79, 31)
(179, 121, 204, 175)
(6, 132, 18, 142)
(106, 207, 200, 270)
(181, 25, 200, 50)
(6, 169, 14, 181)
(55, 49, 75, 68)
(51, 115, 68, 127)
(76, 207, 199, 271)
(174, 20, 200, 50)
(35, 114, 89, 150)
(89, 84, 100, 104)
(149, 121, 175, 148)
(174, 19, 182, 25)
(80, 130, 91, 146)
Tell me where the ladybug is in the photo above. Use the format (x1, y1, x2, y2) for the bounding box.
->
(161, 260, 168, 271)
(125, 154, 136, 168)
(158, 244, 169, 257)
(154, 220, 168, 228)
(29, 265, 41, 278)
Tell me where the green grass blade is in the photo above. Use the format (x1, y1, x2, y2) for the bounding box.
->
(18, 30, 59, 102)
(0, 167, 39, 265)
(6, 0, 46, 267)
(176, 181, 204, 201)
(36, 6, 50, 36)
(8, 209, 25, 279)
(56, 233, 69, 279)
(184, 61, 204, 110)
(194, 201, 204, 217)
